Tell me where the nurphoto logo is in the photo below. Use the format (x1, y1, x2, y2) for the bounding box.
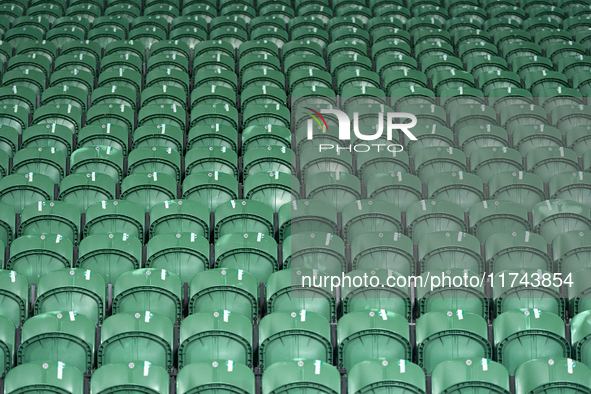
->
(305, 107, 418, 153)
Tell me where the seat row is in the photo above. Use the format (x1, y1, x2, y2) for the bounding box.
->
(2, 307, 591, 376)
(6, 356, 589, 394)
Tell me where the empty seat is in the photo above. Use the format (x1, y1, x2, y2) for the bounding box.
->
(417, 268, 488, 319)
(58, 173, 116, 215)
(0, 269, 28, 328)
(84, 200, 145, 241)
(7, 234, 72, 286)
(554, 231, 591, 276)
(18, 311, 95, 374)
(121, 173, 178, 212)
(494, 308, 570, 374)
(70, 146, 124, 182)
(92, 362, 170, 394)
(418, 231, 484, 273)
(146, 233, 209, 284)
(182, 172, 239, 212)
(4, 361, 83, 393)
(414, 147, 467, 183)
(515, 357, 591, 394)
(470, 147, 524, 183)
(262, 359, 341, 394)
(149, 199, 209, 239)
(258, 311, 332, 371)
(342, 200, 403, 244)
(215, 199, 274, 240)
(98, 312, 174, 372)
(488, 171, 546, 211)
(351, 231, 415, 277)
(215, 232, 278, 283)
(532, 200, 591, 243)
(406, 200, 467, 243)
(469, 200, 531, 243)
(18, 201, 80, 245)
(416, 310, 491, 374)
(366, 172, 424, 211)
(283, 232, 347, 277)
(76, 233, 142, 285)
(432, 359, 511, 394)
(189, 268, 258, 321)
(127, 147, 182, 182)
(277, 199, 338, 243)
(177, 361, 255, 394)
(35, 268, 106, 325)
(526, 147, 581, 183)
(486, 231, 552, 273)
(348, 359, 426, 394)
(338, 310, 411, 371)
(427, 171, 484, 211)
(113, 268, 182, 324)
(492, 268, 564, 318)
(178, 311, 253, 368)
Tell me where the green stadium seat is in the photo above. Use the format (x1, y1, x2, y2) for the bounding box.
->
(149, 199, 209, 240)
(177, 361, 255, 394)
(365, 172, 423, 211)
(12, 148, 66, 183)
(182, 172, 238, 211)
(190, 104, 239, 130)
(4, 361, 83, 393)
(35, 268, 105, 325)
(417, 268, 488, 318)
(18, 201, 80, 245)
(342, 199, 402, 244)
(7, 234, 72, 286)
(267, 269, 335, 321)
(305, 172, 360, 213)
(0, 173, 54, 214)
(127, 147, 182, 182)
(214, 199, 274, 240)
(348, 359, 426, 394)
(100, 54, 142, 75)
(243, 171, 300, 212)
(416, 311, 491, 374)
(132, 125, 184, 153)
(145, 233, 209, 284)
(414, 147, 468, 183)
(426, 171, 484, 211)
(493, 268, 564, 317)
(98, 312, 174, 371)
(549, 172, 591, 209)
(457, 125, 508, 156)
(113, 268, 182, 324)
(277, 199, 337, 243)
(178, 311, 253, 368)
(470, 147, 524, 183)
(18, 311, 95, 374)
(0, 269, 28, 327)
(515, 357, 591, 394)
(283, 232, 346, 277)
(215, 232, 278, 283)
(189, 268, 258, 321)
(486, 231, 551, 274)
(259, 311, 331, 371)
(418, 230, 483, 273)
(262, 359, 340, 394)
(350, 231, 414, 276)
(494, 308, 570, 374)
(77, 124, 128, 155)
(338, 310, 411, 371)
(76, 233, 141, 285)
(554, 230, 591, 277)
(120, 173, 178, 212)
(406, 199, 467, 243)
(0, 125, 19, 157)
(83, 199, 144, 240)
(533, 199, 591, 243)
(432, 359, 511, 394)
(92, 362, 170, 394)
(469, 200, 530, 243)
